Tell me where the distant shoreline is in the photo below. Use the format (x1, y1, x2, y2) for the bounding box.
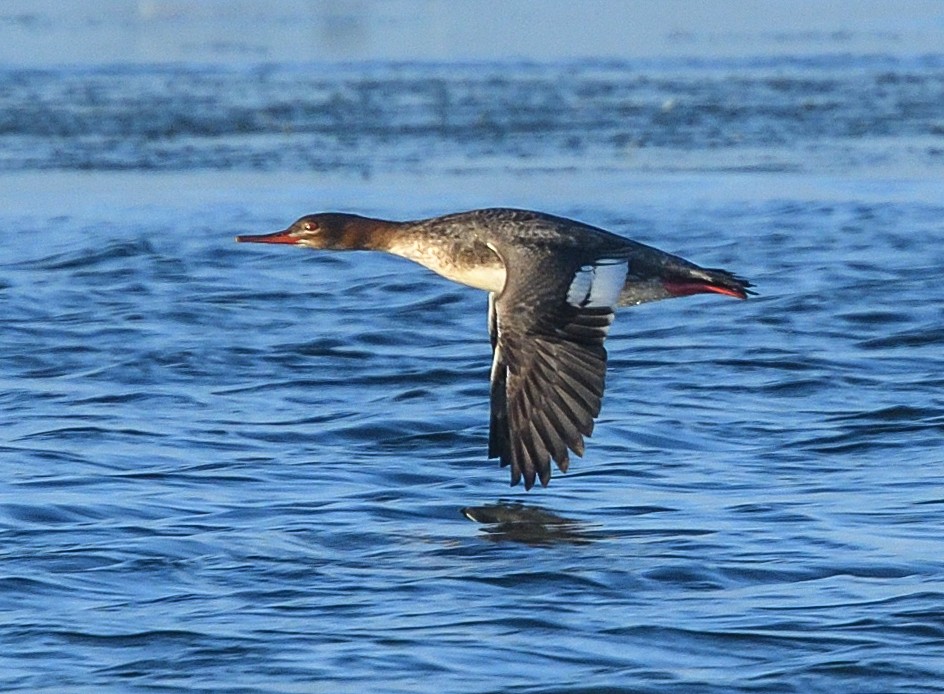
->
(2, 0, 943, 67)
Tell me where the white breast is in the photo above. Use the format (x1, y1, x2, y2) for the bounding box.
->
(438, 263, 507, 292)
(387, 239, 507, 293)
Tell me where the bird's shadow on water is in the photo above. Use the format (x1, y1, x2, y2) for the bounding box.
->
(460, 500, 601, 546)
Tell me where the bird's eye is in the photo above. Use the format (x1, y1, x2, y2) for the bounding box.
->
(301, 221, 317, 232)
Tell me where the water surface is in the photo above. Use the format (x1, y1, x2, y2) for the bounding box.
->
(2, 7, 944, 693)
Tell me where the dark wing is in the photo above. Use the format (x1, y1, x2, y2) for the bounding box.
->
(487, 246, 629, 489)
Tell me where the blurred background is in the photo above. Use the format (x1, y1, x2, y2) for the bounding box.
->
(4, 0, 943, 64)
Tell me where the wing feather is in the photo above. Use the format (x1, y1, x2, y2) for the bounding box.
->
(486, 244, 628, 488)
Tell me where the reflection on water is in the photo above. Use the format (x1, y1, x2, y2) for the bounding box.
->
(462, 501, 598, 546)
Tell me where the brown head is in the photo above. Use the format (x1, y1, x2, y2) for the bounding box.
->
(236, 213, 396, 251)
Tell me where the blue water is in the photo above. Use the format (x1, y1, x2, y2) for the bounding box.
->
(3, 10, 944, 693)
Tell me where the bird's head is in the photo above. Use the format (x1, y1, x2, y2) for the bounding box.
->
(236, 213, 377, 251)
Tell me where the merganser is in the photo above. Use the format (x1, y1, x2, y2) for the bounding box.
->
(237, 208, 752, 490)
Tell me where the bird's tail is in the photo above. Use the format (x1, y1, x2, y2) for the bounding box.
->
(662, 265, 754, 300)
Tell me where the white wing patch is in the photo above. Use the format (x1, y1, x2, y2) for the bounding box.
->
(565, 258, 629, 309)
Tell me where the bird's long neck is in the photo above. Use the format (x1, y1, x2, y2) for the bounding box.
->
(330, 213, 506, 293)
(337, 215, 407, 252)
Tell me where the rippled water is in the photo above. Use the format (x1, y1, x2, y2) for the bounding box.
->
(3, 14, 944, 694)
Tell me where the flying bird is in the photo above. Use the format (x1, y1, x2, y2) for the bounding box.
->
(237, 208, 751, 489)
